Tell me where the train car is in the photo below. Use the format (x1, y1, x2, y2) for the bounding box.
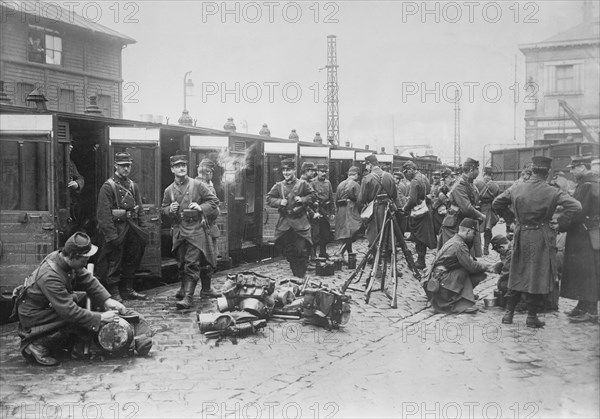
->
(0, 105, 227, 303)
(329, 146, 357, 191)
(490, 141, 599, 183)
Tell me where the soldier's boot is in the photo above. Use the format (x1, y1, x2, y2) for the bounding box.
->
(525, 303, 545, 328)
(121, 278, 148, 300)
(176, 279, 197, 310)
(200, 268, 221, 299)
(107, 283, 123, 303)
(23, 330, 68, 366)
(175, 283, 185, 299)
(502, 292, 519, 324)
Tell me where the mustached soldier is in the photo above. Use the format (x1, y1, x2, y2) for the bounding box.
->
(310, 164, 334, 258)
(162, 155, 221, 309)
(266, 158, 317, 278)
(96, 152, 149, 302)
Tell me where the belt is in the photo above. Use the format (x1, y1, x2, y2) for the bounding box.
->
(519, 223, 546, 230)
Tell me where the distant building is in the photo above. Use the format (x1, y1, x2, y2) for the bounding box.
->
(519, 3, 599, 146)
(0, 0, 135, 118)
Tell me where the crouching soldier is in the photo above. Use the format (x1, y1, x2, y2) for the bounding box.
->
(14, 233, 152, 366)
(267, 158, 317, 278)
(162, 154, 221, 310)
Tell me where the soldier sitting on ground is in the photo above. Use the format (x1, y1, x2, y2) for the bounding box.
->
(13, 233, 152, 366)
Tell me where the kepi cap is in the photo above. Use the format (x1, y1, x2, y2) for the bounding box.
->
(365, 154, 378, 164)
(316, 164, 329, 172)
(459, 218, 479, 231)
(490, 234, 509, 248)
(63, 232, 98, 257)
(114, 152, 133, 165)
(566, 155, 592, 168)
(531, 156, 552, 169)
(301, 161, 315, 171)
(402, 161, 417, 171)
(281, 158, 296, 169)
(170, 154, 188, 166)
(483, 166, 493, 175)
(348, 166, 360, 175)
(463, 157, 479, 168)
(199, 158, 215, 170)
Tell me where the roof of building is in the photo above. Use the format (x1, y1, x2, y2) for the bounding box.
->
(519, 20, 599, 51)
(1, 0, 136, 44)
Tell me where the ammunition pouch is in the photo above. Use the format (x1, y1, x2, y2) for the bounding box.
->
(442, 204, 461, 229)
(111, 209, 127, 222)
(181, 209, 200, 223)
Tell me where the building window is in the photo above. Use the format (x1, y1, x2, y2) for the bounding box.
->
(555, 65, 574, 93)
(58, 89, 75, 112)
(28, 26, 62, 65)
(16, 83, 35, 108)
(98, 94, 112, 117)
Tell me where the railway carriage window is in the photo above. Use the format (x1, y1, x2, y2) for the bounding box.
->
(0, 140, 49, 211)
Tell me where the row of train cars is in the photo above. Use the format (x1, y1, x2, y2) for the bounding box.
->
(1, 104, 597, 307)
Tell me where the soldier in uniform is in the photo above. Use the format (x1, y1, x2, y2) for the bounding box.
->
(560, 155, 600, 323)
(475, 166, 500, 255)
(67, 137, 85, 234)
(401, 161, 437, 270)
(429, 170, 449, 236)
(393, 170, 409, 234)
(493, 156, 581, 328)
(300, 161, 317, 182)
(334, 166, 362, 257)
(358, 154, 397, 246)
(426, 218, 493, 314)
(96, 152, 149, 302)
(266, 158, 317, 278)
(15, 232, 152, 366)
(310, 164, 334, 258)
(438, 157, 485, 257)
(162, 155, 221, 309)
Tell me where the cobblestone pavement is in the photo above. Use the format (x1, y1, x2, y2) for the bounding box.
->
(1, 233, 598, 419)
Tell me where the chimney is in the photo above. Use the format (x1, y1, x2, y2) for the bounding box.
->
(26, 87, 48, 111)
(84, 95, 103, 115)
(381, 147, 386, 154)
(223, 117, 236, 132)
(313, 132, 323, 144)
(289, 129, 299, 141)
(259, 123, 271, 136)
(345, 141, 351, 147)
(365, 145, 369, 151)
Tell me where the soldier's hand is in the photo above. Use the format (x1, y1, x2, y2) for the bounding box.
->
(105, 299, 126, 314)
(294, 196, 302, 203)
(189, 202, 202, 212)
(100, 310, 119, 324)
(67, 180, 79, 189)
(169, 202, 179, 213)
(280, 198, 288, 207)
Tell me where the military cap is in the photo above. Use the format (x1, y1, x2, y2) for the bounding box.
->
(348, 166, 360, 175)
(531, 156, 552, 169)
(301, 161, 315, 171)
(115, 152, 133, 165)
(566, 155, 592, 168)
(463, 157, 479, 168)
(459, 218, 479, 231)
(281, 158, 296, 169)
(393, 170, 404, 178)
(365, 154, 378, 164)
(63, 232, 98, 257)
(402, 161, 417, 171)
(483, 166, 493, 175)
(199, 158, 215, 170)
(316, 164, 329, 172)
(432, 170, 441, 176)
(170, 154, 188, 166)
(490, 234, 509, 248)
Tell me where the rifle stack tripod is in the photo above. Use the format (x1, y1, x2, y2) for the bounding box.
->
(341, 199, 421, 308)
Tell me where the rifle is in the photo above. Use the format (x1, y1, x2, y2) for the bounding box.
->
(204, 319, 267, 339)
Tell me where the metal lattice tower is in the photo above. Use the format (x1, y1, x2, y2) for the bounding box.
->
(453, 89, 461, 167)
(326, 35, 339, 146)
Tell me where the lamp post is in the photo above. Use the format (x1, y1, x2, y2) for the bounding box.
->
(178, 71, 194, 126)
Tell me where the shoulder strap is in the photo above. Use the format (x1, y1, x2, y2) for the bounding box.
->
(107, 178, 121, 209)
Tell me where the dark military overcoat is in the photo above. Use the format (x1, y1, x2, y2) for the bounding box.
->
(358, 166, 397, 245)
(334, 177, 362, 240)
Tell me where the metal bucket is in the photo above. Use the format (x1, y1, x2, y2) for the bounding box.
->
(483, 297, 498, 308)
(347, 253, 357, 270)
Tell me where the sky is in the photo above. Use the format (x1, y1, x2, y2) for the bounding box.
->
(84, 0, 593, 164)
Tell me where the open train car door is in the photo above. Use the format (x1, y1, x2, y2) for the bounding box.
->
(262, 141, 297, 244)
(0, 114, 55, 302)
(329, 148, 355, 191)
(108, 127, 161, 279)
(189, 135, 231, 268)
(299, 144, 329, 171)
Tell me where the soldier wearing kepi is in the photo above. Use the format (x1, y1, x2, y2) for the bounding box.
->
(560, 155, 600, 323)
(162, 154, 221, 310)
(401, 161, 437, 270)
(96, 152, 149, 302)
(310, 164, 334, 258)
(474, 166, 500, 255)
(14, 233, 152, 366)
(493, 156, 582, 328)
(438, 157, 485, 257)
(358, 154, 397, 246)
(334, 166, 362, 257)
(300, 161, 316, 183)
(267, 158, 317, 278)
